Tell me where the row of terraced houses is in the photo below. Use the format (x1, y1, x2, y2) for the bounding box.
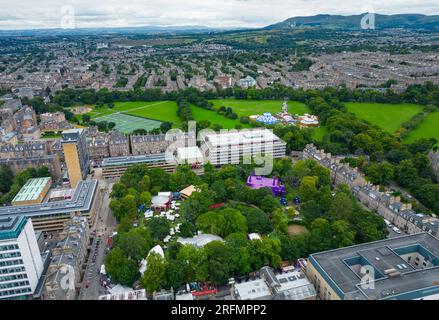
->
(302, 144, 439, 238)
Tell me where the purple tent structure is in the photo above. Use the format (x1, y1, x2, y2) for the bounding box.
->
(246, 173, 286, 197)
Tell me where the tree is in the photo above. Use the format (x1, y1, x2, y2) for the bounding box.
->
(146, 217, 170, 241)
(140, 253, 167, 293)
(331, 220, 355, 248)
(242, 207, 272, 235)
(115, 227, 153, 261)
(105, 247, 139, 286)
(365, 162, 394, 185)
(260, 194, 281, 213)
(270, 208, 288, 234)
(177, 245, 208, 282)
(248, 237, 282, 270)
(204, 241, 230, 285)
(197, 208, 248, 238)
(0, 165, 13, 194)
(224, 233, 251, 277)
(299, 176, 318, 201)
(138, 191, 152, 207)
(109, 194, 137, 221)
(82, 114, 91, 123)
(308, 218, 333, 253)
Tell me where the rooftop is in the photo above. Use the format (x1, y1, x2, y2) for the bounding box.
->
(176, 146, 204, 164)
(309, 232, 439, 300)
(0, 216, 27, 240)
(202, 128, 285, 147)
(12, 177, 51, 203)
(61, 128, 84, 143)
(234, 279, 271, 300)
(102, 153, 169, 167)
(0, 180, 98, 218)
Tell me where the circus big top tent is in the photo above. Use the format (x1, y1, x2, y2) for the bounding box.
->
(256, 113, 279, 125)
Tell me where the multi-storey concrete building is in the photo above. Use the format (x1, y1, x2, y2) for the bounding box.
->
(61, 129, 89, 188)
(101, 154, 176, 179)
(108, 130, 130, 157)
(0, 216, 43, 300)
(200, 128, 286, 166)
(0, 180, 100, 232)
(306, 233, 439, 300)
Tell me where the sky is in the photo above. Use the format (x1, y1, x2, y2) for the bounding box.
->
(0, 0, 438, 30)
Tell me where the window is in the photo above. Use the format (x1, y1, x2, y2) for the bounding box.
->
(0, 252, 21, 259)
(0, 259, 23, 267)
(0, 244, 19, 252)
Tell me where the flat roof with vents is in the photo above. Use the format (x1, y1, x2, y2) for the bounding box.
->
(12, 177, 51, 205)
(309, 233, 439, 300)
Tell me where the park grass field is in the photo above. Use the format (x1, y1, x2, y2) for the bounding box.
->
(344, 102, 424, 134)
(190, 104, 249, 129)
(86, 99, 314, 132)
(123, 101, 182, 125)
(209, 99, 310, 117)
(312, 126, 327, 141)
(404, 110, 439, 146)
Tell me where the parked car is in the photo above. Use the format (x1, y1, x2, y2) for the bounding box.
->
(392, 226, 401, 234)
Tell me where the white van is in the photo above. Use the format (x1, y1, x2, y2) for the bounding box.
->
(384, 219, 392, 227)
(392, 226, 401, 234)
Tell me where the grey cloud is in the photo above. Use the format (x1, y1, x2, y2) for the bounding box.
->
(0, 0, 438, 29)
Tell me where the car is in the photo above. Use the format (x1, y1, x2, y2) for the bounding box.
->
(392, 226, 401, 234)
(384, 219, 392, 227)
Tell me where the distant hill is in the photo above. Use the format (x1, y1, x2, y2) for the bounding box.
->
(0, 25, 241, 37)
(264, 14, 439, 31)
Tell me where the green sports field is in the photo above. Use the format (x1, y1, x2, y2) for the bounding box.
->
(209, 99, 310, 117)
(403, 110, 439, 146)
(93, 113, 162, 133)
(344, 102, 424, 134)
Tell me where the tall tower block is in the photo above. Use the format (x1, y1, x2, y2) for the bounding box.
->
(61, 129, 89, 188)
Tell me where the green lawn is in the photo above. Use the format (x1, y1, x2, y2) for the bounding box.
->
(209, 99, 309, 117)
(190, 104, 248, 129)
(404, 110, 439, 146)
(124, 101, 182, 125)
(344, 102, 424, 134)
(85, 99, 312, 132)
(312, 126, 327, 141)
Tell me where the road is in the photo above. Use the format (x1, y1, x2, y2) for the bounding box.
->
(78, 180, 117, 300)
(386, 225, 405, 239)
